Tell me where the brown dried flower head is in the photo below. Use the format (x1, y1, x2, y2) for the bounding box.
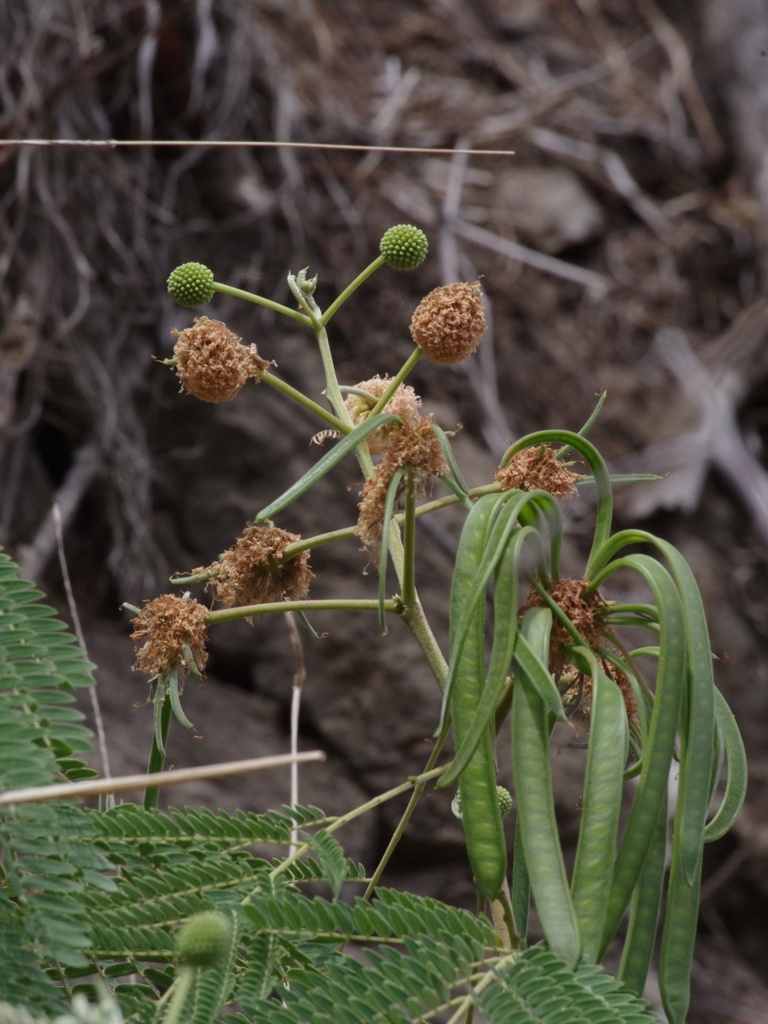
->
(409, 282, 487, 365)
(131, 594, 208, 679)
(344, 377, 422, 454)
(495, 445, 582, 499)
(356, 415, 447, 554)
(173, 316, 271, 402)
(521, 577, 606, 678)
(204, 524, 313, 608)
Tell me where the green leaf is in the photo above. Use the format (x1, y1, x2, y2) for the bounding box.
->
(255, 414, 401, 521)
(238, 932, 281, 1011)
(298, 829, 347, 899)
(241, 889, 496, 1024)
(431, 424, 472, 507)
(704, 687, 747, 842)
(377, 467, 404, 635)
(478, 945, 658, 1023)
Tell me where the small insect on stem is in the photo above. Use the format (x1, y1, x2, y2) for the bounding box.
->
(311, 429, 343, 446)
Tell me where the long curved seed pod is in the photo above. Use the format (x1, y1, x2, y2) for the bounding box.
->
(656, 543, 716, 1024)
(593, 554, 686, 955)
(455, 591, 508, 900)
(590, 529, 738, 1023)
(569, 646, 628, 962)
(704, 687, 747, 842)
(440, 524, 540, 788)
(619, 784, 668, 996)
(511, 606, 580, 967)
(437, 492, 511, 731)
(439, 489, 560, 732)
(444, 492, 508, 898)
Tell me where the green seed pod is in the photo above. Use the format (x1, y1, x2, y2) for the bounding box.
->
(175, 910, 232, 969)
(167, 262, 216, 307)
(379, 224, 428, 270)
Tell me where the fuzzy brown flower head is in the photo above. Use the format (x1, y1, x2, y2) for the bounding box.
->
(495, 445, 582, 499)
(344, 377, 422, 455)
(521, 577, 606, 677)
(205, 524, 313, 608)
(172, 317, 271, 403)
(356, 416, 447, 555)
(409, 282, 487, 365)
(131, 594, 208, 679)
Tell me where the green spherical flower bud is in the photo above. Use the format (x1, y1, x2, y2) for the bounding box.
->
(176, 910, 232, 969)
(496, 785, 514, 818)
(452, 785, 514, 820)
(380, 224, 428, 270)
(167, 262, 216, 308)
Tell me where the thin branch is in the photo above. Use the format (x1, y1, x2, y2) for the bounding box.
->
(0, 752, 325, 807)
(53, 503, 112, 784)
(0, 138, 518, 157)
(284, 610, 307, 852)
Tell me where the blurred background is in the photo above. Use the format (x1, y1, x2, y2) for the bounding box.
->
(1, 2, 767, 1019)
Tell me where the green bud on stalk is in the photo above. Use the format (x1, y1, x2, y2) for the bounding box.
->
(167, 262, 216, 307)
(175, 910, 232, 969)
(379, 224, 429, 270)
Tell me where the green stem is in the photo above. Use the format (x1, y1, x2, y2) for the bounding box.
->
(405, 483, 501, 519)
(443, 952, 520, 1024)
(212, 282, 312, 326)
(279, 483, 502, 562)
(400, 596, 449, 689)
(401, 473, 418, 609)
(170, 570, 218, 586)
(161, 966, 194, 1024)
(205, 597, 399, 627)
(320, 255, 386, 325)
(286, 271, 362, 455)
(282, 525, 358, 557)
(261, 372, 350, 433)
(267, 765, 446, 884)
(144, 690, 172, 810)
(369, 347, 424, 417)
(363, 732, 448, 900)
(385, 526, 450, 696)
(314, 320, 360, 431)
